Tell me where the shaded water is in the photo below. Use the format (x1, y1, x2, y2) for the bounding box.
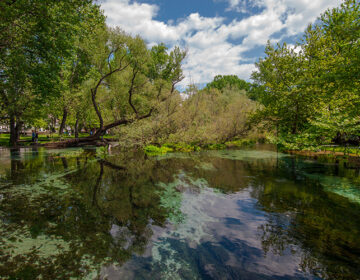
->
(0, 145, 360, 279)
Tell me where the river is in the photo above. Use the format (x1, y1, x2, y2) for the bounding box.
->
(0, 145, 359, 279)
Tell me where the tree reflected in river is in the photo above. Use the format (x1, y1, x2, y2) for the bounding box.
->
(0, 147, 359, 279)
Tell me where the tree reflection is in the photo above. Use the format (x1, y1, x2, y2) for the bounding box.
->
(253, 158, 360, 279)
(0, 150, 173, 279)
(1, 148, 360, 279)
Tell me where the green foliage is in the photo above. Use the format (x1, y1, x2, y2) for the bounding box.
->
(171, 88, 258, 144)
(163, 143, 201, 152)
(322, 146, 360, 156)
(115, 85, 259, 148)
(274, 134, 321, 151)
(251, 42, 313, 135)
(0, 1, 187, 146)
(2, 0, 357, 153)
(204, 143, 227, 150)
(145, 140, 266, 157)
(0, 0, 105, 145)
(251, 0, 360, 148)
(84, 27, 186, 136)
(145, 143, 206, 156)
(206, 75, 251, 92)
(144, 145, 173, 156)
(225, 139, 257, 148)
(156, 180, 185, 224)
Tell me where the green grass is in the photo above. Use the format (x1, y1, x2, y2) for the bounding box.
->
(0, 134, 10, 146)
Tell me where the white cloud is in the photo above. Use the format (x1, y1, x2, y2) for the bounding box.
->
(101, 0, 342, 87)
(225, 0, 341, 35)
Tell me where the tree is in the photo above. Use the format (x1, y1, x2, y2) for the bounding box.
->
(302, 0, 360, 143)
(206, 75, 251, 92)
(0, 0, 104, 146)
(251, 0, 359, 145)
(57, 13, 105, 137)
(85, 28, 186, 139)
(251, 42, 316, 135)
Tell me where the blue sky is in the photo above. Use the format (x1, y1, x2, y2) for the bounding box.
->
(101, 0, 341, 87)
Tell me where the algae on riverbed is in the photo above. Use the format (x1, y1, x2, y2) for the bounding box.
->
(1, 146, 360, 279)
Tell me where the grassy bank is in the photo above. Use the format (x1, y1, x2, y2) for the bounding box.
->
(263, 134, 360, 159)
(144, 139, 258, 156)
(144, 136, 360, 161)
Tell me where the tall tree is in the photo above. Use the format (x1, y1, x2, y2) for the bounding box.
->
(251, 42, 315, 135)
(86, 28, 186, 139)
(0, 0, 104, 146)
(302, 0, 360, 142)
(251, 0, 359, 143)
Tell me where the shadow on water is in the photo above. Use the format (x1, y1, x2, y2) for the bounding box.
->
(0, 145, 359, 279)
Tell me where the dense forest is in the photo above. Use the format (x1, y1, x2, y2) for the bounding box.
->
(0, 0, 359, 152)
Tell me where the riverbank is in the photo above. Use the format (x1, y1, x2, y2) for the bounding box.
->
(285, 148, 360, 167)
(286, 149, 360, 158)
(144, 139, 258, 156)
(0, 133, 116, 147)
(144, 139, 360, 163)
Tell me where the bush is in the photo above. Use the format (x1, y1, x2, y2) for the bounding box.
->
(144, 145, 173, 156)
(225, 139, 256, 148)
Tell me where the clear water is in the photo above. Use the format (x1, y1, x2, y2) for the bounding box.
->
(0, 145, 360, 280)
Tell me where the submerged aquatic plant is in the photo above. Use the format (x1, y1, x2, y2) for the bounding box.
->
(157, 179, 185, 224)
(305, 173, 360, 205)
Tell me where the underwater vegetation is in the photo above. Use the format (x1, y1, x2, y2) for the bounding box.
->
(0, 146, 360, 279)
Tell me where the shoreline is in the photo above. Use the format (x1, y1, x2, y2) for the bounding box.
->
(286, 149, 360, 158)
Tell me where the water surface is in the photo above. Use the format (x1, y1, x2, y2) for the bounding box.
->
(0, 145, 360, 279)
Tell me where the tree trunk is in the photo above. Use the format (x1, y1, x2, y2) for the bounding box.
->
(9, 115, 17, 147)
(9, 115, 22, 147)
(61, 157, 69, 169)
(10, 149, 22, 179)
(75, 115, 79, 139)
(15, 120, 22, 143)
(59, 107, 68, 136)
(292, 103, 299, 134)
(50, 116, 56, 133)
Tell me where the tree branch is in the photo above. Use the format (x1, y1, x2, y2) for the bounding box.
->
(99, 108, 153, 134)
(98, 159, 126, 170)
(128, 68, 138, 115)
(91, 60, 130, 129)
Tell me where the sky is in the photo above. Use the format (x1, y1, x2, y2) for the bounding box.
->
(100, 0, 342, 88)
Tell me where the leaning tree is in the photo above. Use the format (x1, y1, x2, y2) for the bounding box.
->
(57, 27, 186, 147)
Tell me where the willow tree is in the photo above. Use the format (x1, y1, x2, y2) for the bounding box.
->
(84, 28, 186, 140)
